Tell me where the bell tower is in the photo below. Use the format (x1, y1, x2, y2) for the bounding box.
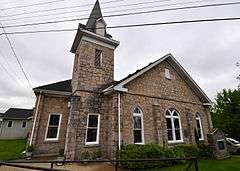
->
(65, 0, 119, 160)
(70, 0, 119, 92)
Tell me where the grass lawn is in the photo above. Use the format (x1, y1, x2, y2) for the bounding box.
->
(0, 139, 26, 161)
(147, 156, 240, 171)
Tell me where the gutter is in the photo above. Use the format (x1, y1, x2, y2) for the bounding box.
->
(29, 92, 42, 145)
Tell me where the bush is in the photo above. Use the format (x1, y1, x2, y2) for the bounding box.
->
(173, 144, 199, 157)
(198, 144, 211, 158)
(120, 144, 185, 169)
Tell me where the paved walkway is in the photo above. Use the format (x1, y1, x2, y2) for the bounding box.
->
(0, 162, 124, 171)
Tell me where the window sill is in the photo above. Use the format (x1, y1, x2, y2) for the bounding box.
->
(134, 142, 145, 145)
(44, 139, 59, 143)
(168, 140, 184, 144)
(85, 143, 100, 148)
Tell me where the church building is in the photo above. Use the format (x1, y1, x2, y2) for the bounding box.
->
(29, 0, 213, 160)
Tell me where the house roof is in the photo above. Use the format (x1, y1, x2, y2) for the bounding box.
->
(4, 108, 33, 119)
(33, 79, 72, 93)
(104, 53, 211, 104)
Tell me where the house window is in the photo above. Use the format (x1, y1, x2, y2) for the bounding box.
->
(165, 68, 171, 79)
(133, 107, 144, 144)
(196, 114, 204, 140)
(86, 114, 100, 145)
(22, 121, 27, 128)
(95, 49, 103, 67)
(45, 114, 62, 141)
(7, 121, 13, 127)
(166, 109, 183, 143)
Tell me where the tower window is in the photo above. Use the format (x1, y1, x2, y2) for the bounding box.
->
(95, 49, 103, 68)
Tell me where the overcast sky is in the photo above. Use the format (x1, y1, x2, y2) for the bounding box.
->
(0, 0, 239, 112)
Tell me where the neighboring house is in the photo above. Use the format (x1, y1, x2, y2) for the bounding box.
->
(0, 108, 33, 139)
(0, 113, 3, 129)
(29, 0, 213, 159)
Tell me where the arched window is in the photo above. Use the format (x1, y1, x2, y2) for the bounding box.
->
(133, 107, 144, 144)
(166, 109, 183, 143)
(196, 114, 204, 140)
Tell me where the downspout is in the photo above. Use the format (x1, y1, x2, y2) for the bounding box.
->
(29, 92, 42, 145)
(118, 92, 121, 151)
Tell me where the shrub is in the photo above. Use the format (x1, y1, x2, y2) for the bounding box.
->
(173, 144, 199, 157)
(120, 144, 185, 169)
(198, 144, 211, 158)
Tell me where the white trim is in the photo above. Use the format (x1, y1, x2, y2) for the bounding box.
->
(81, 29, 120, 48)
(118, 93, 121, 150)
(34, 89, 71, 96)
(196, 114, 204, 141)
(44, 113, 62, 141)
(85, 113, 100, 145)
(30, 93, 42, 145)
(133, 107, 145, 144)
(103, 54, 211, 103)
(82, 35, 117, 50)
(166, 109, 183, 143)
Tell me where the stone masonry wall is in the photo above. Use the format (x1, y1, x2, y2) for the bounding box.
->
(120, 61, 212, 146)
(72, 40, 114, 92)
(32, 94, 70, 156)
(65, 91, 119, 160)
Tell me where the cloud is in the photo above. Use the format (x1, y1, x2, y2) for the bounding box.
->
(0, 0, 240, 109)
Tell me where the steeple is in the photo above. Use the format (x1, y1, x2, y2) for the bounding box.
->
(86, 0, 103, 30)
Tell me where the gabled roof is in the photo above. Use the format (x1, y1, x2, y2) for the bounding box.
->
(33, 79, 72, 93)
(103, 54, 211, 104)
(4, 108, 33, 119)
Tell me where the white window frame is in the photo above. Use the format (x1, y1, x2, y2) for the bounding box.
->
(22, 121, 27, 128)
(45, 113, 62, 141)
(85, 113, 100, 145)
(133, 107, 145, 144)
(165, 68, 171, 80)
(196, 114, 204, 141)
(166, 109, 183, 143)
(7, 120, 13, 128)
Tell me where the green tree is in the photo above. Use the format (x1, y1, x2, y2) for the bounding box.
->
(211, 89, 240, 140)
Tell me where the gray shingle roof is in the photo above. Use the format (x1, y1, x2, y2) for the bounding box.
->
(33, 79, 72, 92)
(4, 108, 33, 119)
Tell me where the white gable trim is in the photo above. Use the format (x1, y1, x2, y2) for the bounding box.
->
(103, 54, 170, 93)
(103, 54, 211, 103)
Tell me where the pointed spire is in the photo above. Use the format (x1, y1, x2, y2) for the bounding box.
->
(86, 0, 103, 30)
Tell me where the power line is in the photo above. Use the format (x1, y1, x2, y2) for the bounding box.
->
(0, 0, 171, 22)
(1, 16, 240, 36)
(0, 57, 25, 88)
(0, 0, 124, 18)
(0, 0, 68, 11)
(0, 23, 33, 89)
(0, 49, 27, 87)
(1, 1, 240, 29)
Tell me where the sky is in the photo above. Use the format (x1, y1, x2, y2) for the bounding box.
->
(0, 0, 240, 112)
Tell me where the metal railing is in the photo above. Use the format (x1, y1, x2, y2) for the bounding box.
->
(1, 157, 199, 171)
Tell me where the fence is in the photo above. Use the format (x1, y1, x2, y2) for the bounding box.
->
(0, 157, 199, 171)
